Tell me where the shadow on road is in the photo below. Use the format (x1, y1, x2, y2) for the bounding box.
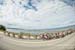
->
(0, 47, 5, 50)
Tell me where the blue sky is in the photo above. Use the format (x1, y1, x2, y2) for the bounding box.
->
(0, 0, 75, 29)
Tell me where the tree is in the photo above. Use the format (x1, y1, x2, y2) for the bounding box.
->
(0, 25, 6, 31)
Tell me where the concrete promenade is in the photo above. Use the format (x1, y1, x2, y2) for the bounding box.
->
(0, 32, 75, 50)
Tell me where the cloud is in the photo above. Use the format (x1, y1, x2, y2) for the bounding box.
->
(60, 0, 75, 7)
(0, 0, 75, 29)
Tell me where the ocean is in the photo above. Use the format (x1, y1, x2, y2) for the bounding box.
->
(6, 25, 75, 34)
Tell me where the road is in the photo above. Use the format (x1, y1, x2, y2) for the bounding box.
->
(0, 32, 75, 50)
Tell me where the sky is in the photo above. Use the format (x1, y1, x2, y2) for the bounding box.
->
(0, 0, 75, 30)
